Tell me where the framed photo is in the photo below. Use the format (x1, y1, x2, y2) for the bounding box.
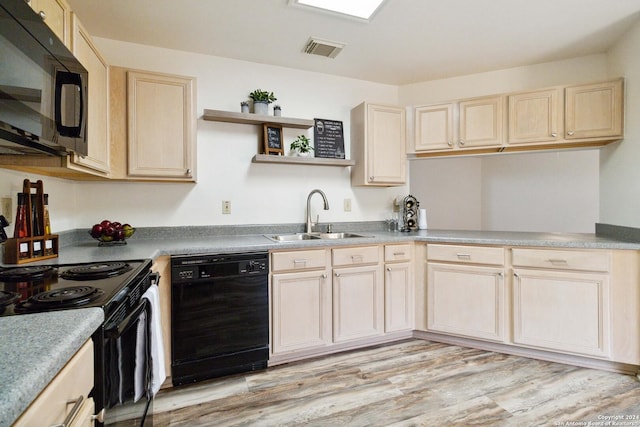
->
(263, 124, 284, 155)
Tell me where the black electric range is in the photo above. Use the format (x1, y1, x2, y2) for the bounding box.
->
(0, 260, 152, 317)
(0, 259, 156, 426)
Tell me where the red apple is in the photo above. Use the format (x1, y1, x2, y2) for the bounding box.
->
(100, 220, 111, 228)
(103, 226, 116, 237)
(112, 222, 122, 230)
(90, 224, 103, 238)
(114, 229, 125, 241)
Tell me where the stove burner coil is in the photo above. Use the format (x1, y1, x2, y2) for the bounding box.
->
(60, 262, 131, 281)
(0, 290, 20, 313)
(15, 286, 104, 312)
(0, 266, 54, 282)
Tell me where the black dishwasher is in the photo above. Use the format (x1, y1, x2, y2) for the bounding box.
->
(170, 252, 269, 386)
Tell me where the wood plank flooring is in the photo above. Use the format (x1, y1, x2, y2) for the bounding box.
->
(151, 340, 640, 426)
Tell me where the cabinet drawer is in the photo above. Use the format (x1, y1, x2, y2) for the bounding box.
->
(271, 249, 327, 272)
(15, 339, 94, 427)
(332, 246, 379, 267)
(512, 248, 610, 272)
(384, 244, 412, 262)
(427, 244, 504, 266)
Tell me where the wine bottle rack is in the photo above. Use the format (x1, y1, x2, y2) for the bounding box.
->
(3, 179, 59, 264)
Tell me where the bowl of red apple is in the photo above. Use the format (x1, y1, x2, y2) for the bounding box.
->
(89, 220, 135, 246)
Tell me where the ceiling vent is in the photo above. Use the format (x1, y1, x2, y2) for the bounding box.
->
(304, 37, 345, 58)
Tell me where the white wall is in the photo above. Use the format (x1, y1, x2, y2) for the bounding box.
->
(404, 55, 609, 232)
(601, 19, 640, 228)
(0, 40, 408, 233)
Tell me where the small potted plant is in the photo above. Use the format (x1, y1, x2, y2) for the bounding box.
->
(273, 105, 281, 116)
(249, 89, 277, 115)
(240, 101, 249, 113)
(290, 135, 313, 157)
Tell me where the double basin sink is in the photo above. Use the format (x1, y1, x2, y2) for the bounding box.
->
(266, 232, 369, 242)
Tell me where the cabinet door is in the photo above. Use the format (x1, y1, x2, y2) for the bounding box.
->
(333, 264, 384, 342)
(69, 14, 110, 175)
(458, 95, 504, 148)
(427, 263, 505, 342)
(414, 104, 454, 151)
(127, 71, 196, 180)
(508, 89, 561, 144)
(367, 104, 406, 184)
(385, 262, 413, 332)
(271, 270, 332, 354)
(565, 80, 623, 140)
(28, 0, 71, 47)
(513, 268, 610, 357)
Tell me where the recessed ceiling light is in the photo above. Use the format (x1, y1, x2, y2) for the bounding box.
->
(291, 0, 386, 21)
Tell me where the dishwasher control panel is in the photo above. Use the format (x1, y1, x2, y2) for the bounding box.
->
(171, 252, 268, 283)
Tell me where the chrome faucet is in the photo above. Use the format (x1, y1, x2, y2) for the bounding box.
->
(306, 189, 330, 233)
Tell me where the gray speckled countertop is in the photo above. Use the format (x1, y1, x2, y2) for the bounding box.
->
(45, 229, 640, 265)
(0, 308, 103, 427)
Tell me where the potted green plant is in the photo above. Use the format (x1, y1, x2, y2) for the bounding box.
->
(290, 135, 313, 157)
(249, 89, 277, 115)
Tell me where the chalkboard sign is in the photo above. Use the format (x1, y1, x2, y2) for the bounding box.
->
(263, 124, 284, 155)
(313, 118, 345, 159)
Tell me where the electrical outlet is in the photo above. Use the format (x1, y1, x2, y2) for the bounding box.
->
(344, 198, 352, 212)
(222, 200, 231, 214)
(1, 197, 12, 223)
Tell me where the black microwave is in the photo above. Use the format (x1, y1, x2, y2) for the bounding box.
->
(0, 0, 88, 156)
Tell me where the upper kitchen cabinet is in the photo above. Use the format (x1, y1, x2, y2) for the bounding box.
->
(412, 78, 624, 158)
(26, 0, 71, 47)
(68, 13, 110, 176)
(414, 103, 455, 151)
(109, 67, 197, 182)
(508, 89, 561, 145)
(413, 95, 505, 154)
(565, 80, 624, 140)
(351, 102, 406, 187)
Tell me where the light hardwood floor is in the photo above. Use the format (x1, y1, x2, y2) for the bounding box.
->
(151, 340, 640, 426)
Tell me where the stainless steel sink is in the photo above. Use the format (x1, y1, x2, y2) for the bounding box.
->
(267, 233, 321, 242)
(266, 232, 369, 242)
(315, 232, 367, 239)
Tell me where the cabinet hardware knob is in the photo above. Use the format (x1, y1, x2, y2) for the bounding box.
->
(497, 272, 504, 278)
(321, 273, 327, 279)
(447, 140, 453, 147)
(335, 272, 341, 277)
(459, 139, 465, 146)
(456, 253, 471, 260)
(567, 131, 575, 136)
(369, 176, 374, 182)
(185, 169, 192, 176)
(551, 132, 557, 137)
(92, 409, 106, 423)
(24, 0, 31, 4)
(39, 10, 46, 20)
(547, 258, 568, 265)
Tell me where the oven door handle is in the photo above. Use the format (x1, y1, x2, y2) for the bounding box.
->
(105, 299, 149, 338)
(150, 272, 160, 286)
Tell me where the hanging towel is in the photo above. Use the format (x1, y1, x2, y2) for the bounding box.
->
(142, 283, 167, 397)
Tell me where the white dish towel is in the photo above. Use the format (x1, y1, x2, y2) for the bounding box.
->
(142, 283, 167, 397)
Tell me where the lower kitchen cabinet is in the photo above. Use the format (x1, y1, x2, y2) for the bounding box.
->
(511, 247, 611, 358)
(333, 264, 384, 343)
(512, 268, 610, 358)
(14, 339, 96, 427)
(384, 244, 414, 333)
(427, 263, 506, 342)
(426, 244, 506, 342)
(271, 269, 332, 354)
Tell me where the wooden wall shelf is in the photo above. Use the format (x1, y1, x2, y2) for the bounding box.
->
(252, 154, 354, 167)
(203, 109, 314, 129)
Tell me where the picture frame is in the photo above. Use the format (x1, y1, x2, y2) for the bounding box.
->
(263, 124, 284, 155)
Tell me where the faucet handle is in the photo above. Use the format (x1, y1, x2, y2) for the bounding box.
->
(326, 223, 333, 233)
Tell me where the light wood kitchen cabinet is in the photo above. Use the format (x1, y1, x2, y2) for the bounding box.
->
(109, 67, 197, 181)
(351, 102, 406, 186)
(270, 249, 332, 355)
(332, 246, 384, 342)
(384, 244, 414, 333)
(68, 14, 110, 176)
(508, 88, 561, 144)
(26, 0, 71, 47)
(414, 103, 454, 151)
(458, 95, 504, 149)
(271, 269, 332, 354)
(426, 244, 506, 342)
(14, 339, 96, 427)
(512, 248, 611, 358)
(565, 79, 624, 140)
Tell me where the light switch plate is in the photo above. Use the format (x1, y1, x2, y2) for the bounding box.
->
(344, 198, 352, 212)
(1, 197, 12, 224)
